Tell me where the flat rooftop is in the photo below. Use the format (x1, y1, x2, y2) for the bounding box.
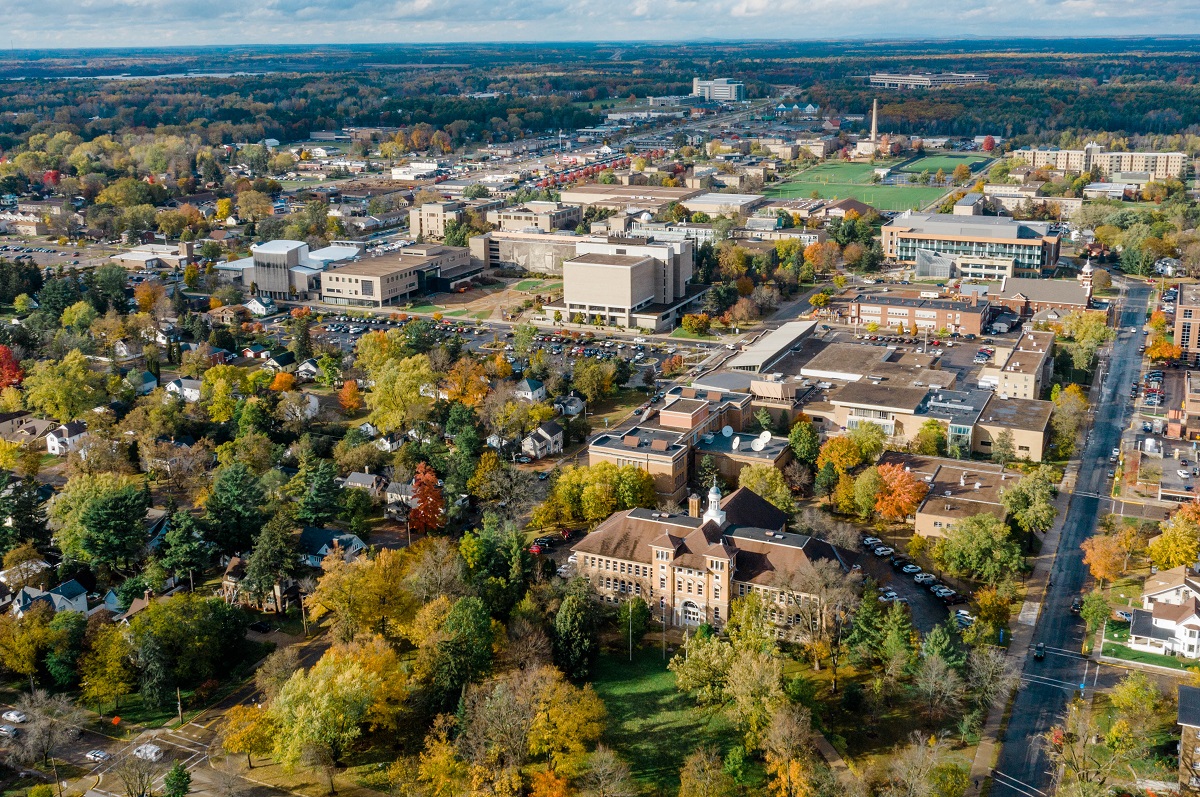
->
(829, 382, 929, 412)
(977, 394, 1053, 431)
(1179, 284, 1200, 308)
(887, 212, 1053, 242)
(567, 253, 650, 267)
(853, 293, 986, 314)
(695, 431, 789, 461)
(590, 426, 687, 456)
(726, 320, 818, 372)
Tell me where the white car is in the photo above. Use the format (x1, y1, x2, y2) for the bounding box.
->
(133, 744, 163, 762)
(879, 591, 899, 602)
(901, 564, 922, 575)
(86, 750, 111, 763)
(863, 536, 882, 547)
(1180, 470, 1192, 480)
(873, 546, 895, 557)
(914, 573, 936, 585)
(1, 711, 26, 724)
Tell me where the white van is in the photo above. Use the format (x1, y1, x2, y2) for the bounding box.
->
(134, 744, 163, 762)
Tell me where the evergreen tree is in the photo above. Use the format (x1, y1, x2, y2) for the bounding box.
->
(921, 618, 965, 671)
(160, 511, 212, 590)
(0, 475, 48, 551)
(163, 762, 192, 797)
(296, 460, 342, 527)
(79, 485, 150, 570)
(846, 591, 886, 665)
(554, 593, 598, 680)
(242, 509, 299, 611)
(814, 462, 839, 503)
(137, 635, 174, 709)
(879, 602, 917, 674)
(204, 464, 265, 554)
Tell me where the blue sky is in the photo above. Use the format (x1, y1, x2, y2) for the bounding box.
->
(5, 0, 1195, 47)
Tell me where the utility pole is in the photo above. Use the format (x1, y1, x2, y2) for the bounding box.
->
(176, 687, 183, 726)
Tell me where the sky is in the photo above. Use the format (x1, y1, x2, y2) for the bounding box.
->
(4, 0, 1198, 47)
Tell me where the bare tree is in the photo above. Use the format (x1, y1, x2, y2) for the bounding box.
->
(112, 752, 166, 797)
(966, 647, 1019, 712)
(9, 689, 83, 787)
(886, 732, 949, 797)
(580, 745, 638, 797)
(403, 537, 465, 604)
(253, 647, 300, 705)
(208, 757, 246, 797)
(913, 654, 964, 722)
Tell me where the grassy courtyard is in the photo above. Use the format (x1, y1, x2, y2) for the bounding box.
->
(591, 647, 764, 794)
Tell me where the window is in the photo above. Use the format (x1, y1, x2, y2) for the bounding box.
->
(713, 607, 720, 620)
(714, 586, 720, 599)
(687, 582, 693, 594)
(635, 584, 641, 595)
(660, 577, 666, 589)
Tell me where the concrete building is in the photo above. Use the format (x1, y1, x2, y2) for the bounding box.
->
(1176, 284, 1200, 366)
(882, 212, 1060, 276)
(318, 245, 471, 307)
(869, 72, 989, 89)
(572, 483, 856, 630)
(486, 201, 582, 233)
(557, 184, 701, 213)
(217, 240, 361, 300)
(412, 202, 464, 239)
(110, 243, 193, 270)
(847, 293, 992, 335)
(682, 193, 766, 216)
(1007, 143, 1186, 181)
(726, 321, 819, 373)
(982, 183, 1083, 219)
(973, 393, 1053, 462)
(976, 330, 1055, 399)
(913, 249, 1020, 281)
(469, 229, 582, 274)
(692, 78, 747, 102)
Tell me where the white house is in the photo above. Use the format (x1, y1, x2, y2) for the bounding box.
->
(299, 527, 366, 568)
(127, 370, 158, 396)
(1129, 599, 1200, 659)
(296, 358, 321, 381)
(375, 433, 404, 453)
(522, 421, 564, 460)
(46, 421, 87, 456)
(385, 480, 414, 507)
(166, 378, 203, 403)
(12, 579, 88, 617)
(513, 377, 546, 402)
(245, 296, 277, 317)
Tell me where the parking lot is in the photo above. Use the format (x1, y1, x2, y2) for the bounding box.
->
(858, 536, 957, 634)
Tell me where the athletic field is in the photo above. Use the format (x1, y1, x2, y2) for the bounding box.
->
(897, 153, 991, 174)
(764, 161, 947, 211)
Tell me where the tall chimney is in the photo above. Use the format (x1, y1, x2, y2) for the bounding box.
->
(688, 493, 702, 518)
(871, 98, 879, 142)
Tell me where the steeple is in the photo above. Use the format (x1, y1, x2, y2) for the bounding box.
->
(703, 477, 726, 527)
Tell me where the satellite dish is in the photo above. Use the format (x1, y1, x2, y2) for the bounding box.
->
(751, 439, 765, 452)
(722, 425, 733, 438)
(758, 430, 772, 443)
(731, 436, 740, 450)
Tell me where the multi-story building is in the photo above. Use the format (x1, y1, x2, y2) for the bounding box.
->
(976, 277, 1092, 319)
(877, 452, 1010, 538)
(976, 330, 1055, 399)
(572, 482, 857, 629)
(882, 213, 1061, 275)
(318, 245, 472, 307)
(847, 293, 992, 335)
(557, 184, 702, 213)
(486, 201, 582, 233)
(1006, 143, 1186, 181)
(691, 78, 747, 102)
(412, 201, 464, 239)
(869, 72, 989, 89)
(982, 183, 1083, 219)
(1176, 284, 1200, 366)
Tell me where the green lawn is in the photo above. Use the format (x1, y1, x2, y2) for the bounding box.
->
(591, 647, 761, 794)
(764, 178, 946, 211)
(669, 327, 719, 341)
(897, 154, 991, 174)
(1101, 641, 1189, 670)
(514, 279, 544, 291)
(443, 309, 471, 317)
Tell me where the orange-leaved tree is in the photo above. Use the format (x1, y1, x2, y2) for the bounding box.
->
(875, 462, 929, 521)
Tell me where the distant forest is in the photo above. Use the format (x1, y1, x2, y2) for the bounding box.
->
(5, 39, 1200, 150)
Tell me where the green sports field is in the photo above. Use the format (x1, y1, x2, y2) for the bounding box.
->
(764, 177, 946, 210)
(898, 153, 992, 173)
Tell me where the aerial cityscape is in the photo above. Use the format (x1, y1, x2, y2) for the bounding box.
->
(2, 30, 1200, 797)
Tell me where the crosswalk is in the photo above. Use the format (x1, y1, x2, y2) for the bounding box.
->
(89, 728, 211, 797)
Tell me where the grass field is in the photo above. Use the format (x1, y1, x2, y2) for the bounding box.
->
(591, 648, 763, 793)
(897, 153, 991, 173)
(764, 179, 946, 210)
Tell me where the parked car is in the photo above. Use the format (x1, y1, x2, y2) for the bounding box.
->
(863, 536, 882, 547)
(901, 564, 922, 575)
(914, 573, 936, 585)
(1070, 598, 1083, 615)
(133, 744, 163, 762)
(0, 725, 17, 739)
(1034, 643, 1045, 661)
(86, 750, 111, 763)
(873, 546, 895, 557)
(1, 711, 26, 724)
(1115, 610, 1133, 622)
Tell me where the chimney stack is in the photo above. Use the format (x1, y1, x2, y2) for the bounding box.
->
(688, 493, 702, 518)
(871, 98, 879, 142)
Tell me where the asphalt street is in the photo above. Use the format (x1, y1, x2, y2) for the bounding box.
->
(990, 280, 1152, 797)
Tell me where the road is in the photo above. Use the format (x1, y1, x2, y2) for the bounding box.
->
(990, 279, 1152, 797)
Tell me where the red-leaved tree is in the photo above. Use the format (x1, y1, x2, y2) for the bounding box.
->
(409, 462, 445, 535)
(0, 345, 24, 388)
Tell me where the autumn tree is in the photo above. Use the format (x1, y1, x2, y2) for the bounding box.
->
(1148, 511, 1200, 569)
(738, 464, 796, 514)
(338, 381, 362, 414)
(874, 462, 928, 521)
(1081, 534, 1124, 586)
(409, 462, 445, 535)
(221, 705, 276, 768)
(816, 436, 862, 475)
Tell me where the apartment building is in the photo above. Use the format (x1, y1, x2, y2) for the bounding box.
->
(486, 201, 582, 233)
(977, 330, 1055, 399)
(691, 78, 747, 102)
(318, 245, 471, 307)
(411, 198, 503, 239)
(882, 213, 1060, 275)
(847, 293, 992, 335)
(869, 72, 989, 89)
(982, 183, 1083, 219)
(1175, 284, 1200, 366)
(572, 482, 857, 629)
(1007, 143, 1186, 181)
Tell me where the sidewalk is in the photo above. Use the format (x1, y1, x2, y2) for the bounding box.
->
(964, 471, 1072, 795)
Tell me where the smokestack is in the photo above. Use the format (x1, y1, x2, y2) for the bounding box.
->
(871, 98, 878, 142)
(688, 493, 701, 518)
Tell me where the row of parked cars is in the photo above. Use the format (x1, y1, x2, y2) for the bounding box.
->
(863, 536, 968, 605)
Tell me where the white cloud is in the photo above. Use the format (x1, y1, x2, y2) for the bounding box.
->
(4, 0, 1199, 46)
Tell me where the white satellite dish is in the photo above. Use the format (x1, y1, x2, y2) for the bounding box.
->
(751, 439, 765, 452)
(758, 430, 772, 443)
(731, 436, 740, 450)
(722, 425, 733, 438)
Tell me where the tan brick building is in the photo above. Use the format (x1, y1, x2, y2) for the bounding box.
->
(976, 330, 1055, 399)
(878, 452, 1011, 538)
(572, 484, 857, 629)
(319, 245, 470, 307)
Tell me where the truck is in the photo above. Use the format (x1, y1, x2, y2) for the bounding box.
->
(1154, 419, 1164, 435)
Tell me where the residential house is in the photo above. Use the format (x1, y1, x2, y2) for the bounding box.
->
(1179, 686, 1200, 793)
(296, 358, 321, 381)
(264, 351, 297, 373)
(358, 421, 380, 438)
(343, 472, 387, 499)
(166, 378, 203, 403)
(299, 527, 367, 568)
(126, 370, 158, 396)
(46, 421, 87, 456)
(241, 344, 270, 359)
(12, 579, 88, 617)
(375, 433, 404, 454)
(514, 377, 547, 402)
(0, 414, 56, 449)
(572, 483, 858, 629)
(522, 421, 564, 460)
(220, 556, 296, 612)
(385, 480, 414, 508)
(1128, 597, 1200, 659)
(244, 296, 277, 317)
(205, 305, 249, 326)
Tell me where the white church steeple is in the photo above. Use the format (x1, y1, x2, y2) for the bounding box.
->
(703, 478, 726, 526)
